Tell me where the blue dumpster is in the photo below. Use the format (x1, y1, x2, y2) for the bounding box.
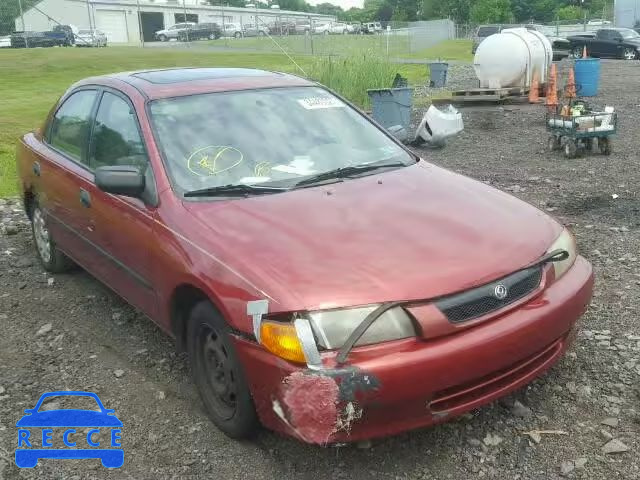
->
(574, 58, 600, 97)
(367, 87, 413, 132)
(429, 62, 449, 88)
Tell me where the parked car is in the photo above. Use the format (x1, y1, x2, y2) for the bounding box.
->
(269, 20, 296, 35)
(568, 28, 640, 60)
(11, 25, 75, 48)
(154, 22, 196, 42)
(17, 67, 593, 444)
(362, 22, 382, 34)
(348, 22, 363, 34)
(75, 29, 107, 47)
(293, 20, 311, 35)
(177, 23, 221, 41)
(472, 24, 519, 53)
(316, 22, 353, 35)
(242, 23, 269, 37)
(587, 19, 612, 26)
(220, 23, 242, 38)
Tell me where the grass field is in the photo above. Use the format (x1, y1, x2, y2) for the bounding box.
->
(0, 41, 470, 197)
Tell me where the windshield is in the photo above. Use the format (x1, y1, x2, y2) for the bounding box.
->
(149, 87, 413, 194)
(477, 26, 499, 37)
(78, 30, 91, 35)
(620, 28, 640, 39)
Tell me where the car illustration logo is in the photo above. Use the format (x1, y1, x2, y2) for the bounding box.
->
(15, 391, 123, 468)
(494, 284, 509, 300)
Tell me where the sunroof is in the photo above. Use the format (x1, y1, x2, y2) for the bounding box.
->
(132, 68, 273, 84)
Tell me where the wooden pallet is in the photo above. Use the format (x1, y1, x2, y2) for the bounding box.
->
(451, 86, 530, 102)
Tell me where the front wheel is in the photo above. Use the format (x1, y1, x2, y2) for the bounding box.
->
(31, 203, 75, 273)
(234, 31, 241, 38)
(623, 47, 637, 60)
(571, 46, 584, 58)
(548, 135, 561, 152)
(187, 301, 259, 439)
(564, 140, 578, 158)
(158, 34, 167, 42)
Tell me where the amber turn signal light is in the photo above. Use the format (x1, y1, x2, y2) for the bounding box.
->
(260, 321, 307, 363)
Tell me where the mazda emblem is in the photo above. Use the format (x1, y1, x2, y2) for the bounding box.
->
(494, 284, 508, 300)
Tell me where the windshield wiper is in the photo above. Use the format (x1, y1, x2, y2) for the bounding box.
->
(293, 160, 408, 189)
(183, 184, 287, 198)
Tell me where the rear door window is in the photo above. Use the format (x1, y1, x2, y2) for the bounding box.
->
(48, 90, 98, 163)
(477, 26, 499, 37)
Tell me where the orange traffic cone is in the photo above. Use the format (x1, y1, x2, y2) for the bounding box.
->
(545, 64, 558, 111)
(529, 71, 540, 103)
(565, 66, 576, 99)
(583, 45, 588, 58)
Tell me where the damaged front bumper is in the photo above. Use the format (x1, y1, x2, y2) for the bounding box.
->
(233, 256, 593, 444)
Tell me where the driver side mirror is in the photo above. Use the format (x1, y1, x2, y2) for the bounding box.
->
(95, 165, 145, 198)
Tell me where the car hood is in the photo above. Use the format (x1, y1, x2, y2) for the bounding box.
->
(182, 163, 561, 312)
(16, 410, 123, 427)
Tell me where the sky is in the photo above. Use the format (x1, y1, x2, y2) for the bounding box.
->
(306, 0, 364, 10)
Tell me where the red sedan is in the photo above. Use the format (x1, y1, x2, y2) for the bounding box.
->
(17, 68, 594, 444)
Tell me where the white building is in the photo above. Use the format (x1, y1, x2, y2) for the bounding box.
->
(614, 0, 640, 27)
(16, 0, 335, 43)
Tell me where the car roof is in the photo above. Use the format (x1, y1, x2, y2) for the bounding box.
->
(75, 67, 316, 100)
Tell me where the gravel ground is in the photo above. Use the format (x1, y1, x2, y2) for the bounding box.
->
(1, 59, 639, 479)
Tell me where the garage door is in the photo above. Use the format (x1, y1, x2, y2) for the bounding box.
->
(95, 10, 128, 43)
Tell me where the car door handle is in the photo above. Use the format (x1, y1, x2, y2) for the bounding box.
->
(33, 161, 41, 177)
(79, 189, 91, 208)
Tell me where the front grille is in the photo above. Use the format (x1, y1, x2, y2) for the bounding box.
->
(435, 266, 543, 324)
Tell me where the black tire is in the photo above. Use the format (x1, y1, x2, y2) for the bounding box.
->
(187, 301, 259, 439)
(622, 47, 637, 61)
(158, 34, 167, 42)
(599, 137, 612, 155)
(30, 202, 75, 273)
(571, 46, 584, 58)
(564, 140, 577, 159)
(234, 31, 241, 38)
(548, 135, 561, 152)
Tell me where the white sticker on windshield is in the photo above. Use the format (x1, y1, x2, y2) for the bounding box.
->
(272, 156, 316, 176)
(298, 97, 345, 110)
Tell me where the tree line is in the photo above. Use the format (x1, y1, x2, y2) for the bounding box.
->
(210, 0, 613, 25)
(0, 0, 615, 37)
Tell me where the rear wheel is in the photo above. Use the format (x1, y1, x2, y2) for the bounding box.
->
(564, 140, 578, 159)
(31, 203, 75, 273)
(234, 31, 241, 38)
(599, 137, 612, 155)
(187, 301, 259, 439)
(623, 48, 637, 60)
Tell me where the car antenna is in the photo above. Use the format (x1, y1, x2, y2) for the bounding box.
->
(255, 17, 307, 76)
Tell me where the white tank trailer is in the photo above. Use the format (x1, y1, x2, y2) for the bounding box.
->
(473, 27, 553, 89)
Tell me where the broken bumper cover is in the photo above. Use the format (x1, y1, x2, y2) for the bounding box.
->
(234, 256, 593, 444)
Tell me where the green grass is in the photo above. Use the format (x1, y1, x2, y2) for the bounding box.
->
(402, 39, 473, 61)
(0, 45, 442, 197)
(207, 33, 411, 57)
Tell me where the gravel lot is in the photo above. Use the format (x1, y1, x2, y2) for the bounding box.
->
(1, 59, 639, 480)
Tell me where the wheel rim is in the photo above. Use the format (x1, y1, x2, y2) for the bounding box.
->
(198, 325, 237, 420)
(33, 208, 52, 264)
(572, 48, 582, 58)
(624, 49, 636, 60)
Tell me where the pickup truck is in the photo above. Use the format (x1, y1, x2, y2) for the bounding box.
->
(568, 28, 640, 60)
(10, 25, 74, 48)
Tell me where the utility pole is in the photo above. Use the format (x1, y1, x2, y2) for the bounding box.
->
(136, 0, 144, 46)
(85, 0, 93, 30)
(182, 0, 189, 42)
(18, 0, 29, 48)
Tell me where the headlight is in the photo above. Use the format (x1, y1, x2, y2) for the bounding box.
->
(308, 305, 416, 350)
(547, 227, 577, 280)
